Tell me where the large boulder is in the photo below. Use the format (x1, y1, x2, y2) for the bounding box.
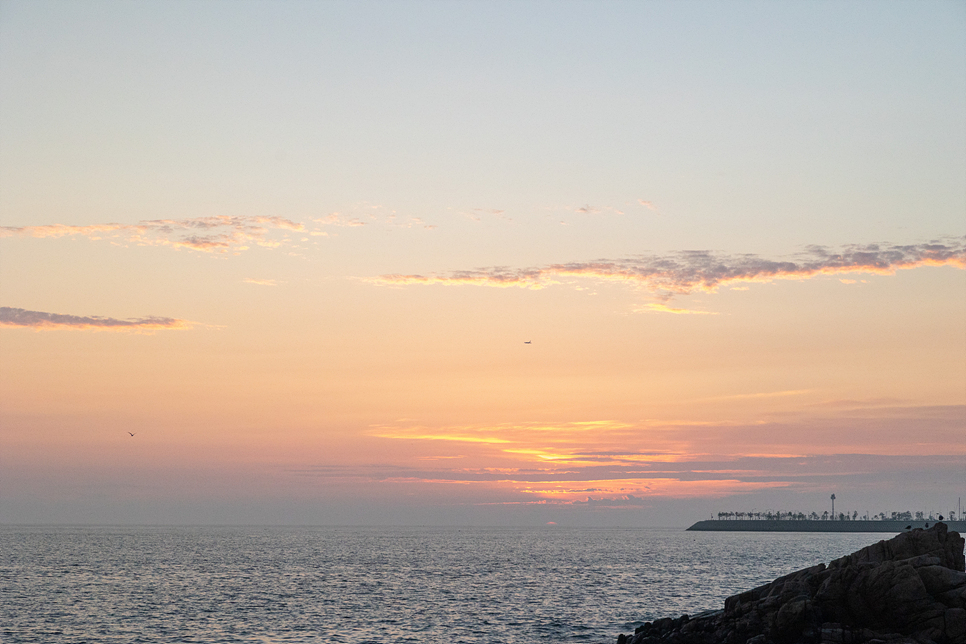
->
(617, 522, 966, 644)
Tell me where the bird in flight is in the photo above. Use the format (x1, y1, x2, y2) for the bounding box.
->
(524, 340, 532, 344)
(128, 432, 136, 437)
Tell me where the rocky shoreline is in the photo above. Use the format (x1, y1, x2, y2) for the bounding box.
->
(616, 522, 966, 644)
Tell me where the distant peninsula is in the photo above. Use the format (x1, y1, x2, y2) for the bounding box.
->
(688, 519, 966, 533)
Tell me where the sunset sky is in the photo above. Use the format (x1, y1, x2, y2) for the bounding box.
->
(1, 0, 964, 526)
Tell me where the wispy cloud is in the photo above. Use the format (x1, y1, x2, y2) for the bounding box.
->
(313, 213, 367, 227)
(637, 199, 663, 215)
(697, 389, 812, 402)
(0, 216, 304, 254)
(463, 208, 511, 222)
(315, 204, 437, 230)
(243, 278, 280, 286)
(373, 267, 551, 289)
(372, 420, 636, 441)
(0, 307, 192, 331)
(572, 204, 624, 216)
(514, 477, 786, 501)
(371, 238, 966, 297)
(636, 302, 718, 315)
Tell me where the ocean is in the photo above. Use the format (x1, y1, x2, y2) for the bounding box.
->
(1, 525, 885, 644)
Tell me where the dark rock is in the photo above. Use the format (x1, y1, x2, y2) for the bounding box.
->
(946, 609, 966, 641)
(616, 523, 966, 644)
(919, 566, 966, 597)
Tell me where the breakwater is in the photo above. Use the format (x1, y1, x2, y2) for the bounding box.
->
(688, 519, 966, 532)
(619, 522, 966, 644)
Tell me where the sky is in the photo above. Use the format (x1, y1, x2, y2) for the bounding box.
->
(1, 0, 964, 527)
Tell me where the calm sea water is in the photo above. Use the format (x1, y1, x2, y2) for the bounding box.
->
(1, 526, 885, 644)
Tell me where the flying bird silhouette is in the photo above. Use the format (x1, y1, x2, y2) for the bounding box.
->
(524, 340, 531, 344)
(128, 432, 136, 437)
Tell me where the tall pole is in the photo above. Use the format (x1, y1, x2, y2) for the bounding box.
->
(831, 493, 836, 519)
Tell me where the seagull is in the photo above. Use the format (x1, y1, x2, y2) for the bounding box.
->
(128, 432, 136, 437)
(524, 340, 532, 344)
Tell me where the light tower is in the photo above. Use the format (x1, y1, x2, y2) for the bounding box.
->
(831, 493, 836, 519)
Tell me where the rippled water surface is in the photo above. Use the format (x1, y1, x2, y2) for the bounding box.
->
(2, 526, 884, 643)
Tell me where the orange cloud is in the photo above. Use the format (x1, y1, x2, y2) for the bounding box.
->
(0, 307, 193, 331)
(370, 237, 966, 296)
(365, 405, 966, 489)
(369, 420, 693, 470)
(289, 447, 966, 510)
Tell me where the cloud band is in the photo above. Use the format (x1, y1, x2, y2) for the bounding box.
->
(372, 238, 966, 294)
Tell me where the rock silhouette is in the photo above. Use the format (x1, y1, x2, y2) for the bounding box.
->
(617, 522, 966, 644)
